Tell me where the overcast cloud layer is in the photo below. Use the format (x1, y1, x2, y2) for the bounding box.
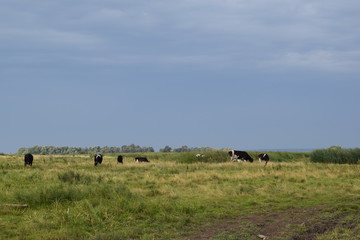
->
(2, 0, 360, 72)
(1, 0, 359, 153)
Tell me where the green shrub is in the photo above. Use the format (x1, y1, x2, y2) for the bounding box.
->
(310, 147, 360, 164)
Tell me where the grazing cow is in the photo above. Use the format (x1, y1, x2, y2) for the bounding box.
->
(195, 154, 205, 158)
(135, 157, 149, 162)
(117, 155, 123, 164)
(24, 153, 33, 166)
(228, 150, 253, 162)
(258, 153, 270, 166)
(94, 154, 103, 166)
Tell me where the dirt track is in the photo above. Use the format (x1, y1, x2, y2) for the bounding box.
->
(185, 205, 359, 240)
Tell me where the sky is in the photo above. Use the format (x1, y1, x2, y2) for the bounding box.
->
(1, 0, 360, 153)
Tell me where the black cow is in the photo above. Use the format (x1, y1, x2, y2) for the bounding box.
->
(117, 155, 123, 164)
(135, 157, 149, 162)
(228, 150, 253, 162)
(24, 153, 33, 166)
(258, 153, 270, 166)
(94, 154, 103, 166)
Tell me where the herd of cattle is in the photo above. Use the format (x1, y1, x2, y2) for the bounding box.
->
(86, 154, 150, 166)
(23, 150, 269, 167)
(24, 153, 150, 167)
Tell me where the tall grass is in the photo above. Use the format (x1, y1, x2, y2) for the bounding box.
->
(311, 147, 360, 164)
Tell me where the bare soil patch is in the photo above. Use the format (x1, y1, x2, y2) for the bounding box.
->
(184, 205, 358, 240)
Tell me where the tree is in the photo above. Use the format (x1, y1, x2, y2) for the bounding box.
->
(173, 145, 190, 152)
(160, 146, 172, 152)
(121, 144, 154, 153)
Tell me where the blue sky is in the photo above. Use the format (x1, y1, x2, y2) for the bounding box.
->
(1, 0, 359, 153)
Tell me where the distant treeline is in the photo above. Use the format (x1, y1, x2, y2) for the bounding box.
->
(311, 146, 360, 164)
(159, 145, 218, 153)
(17, 145, 152, 155)
(16, 145, 220, 155)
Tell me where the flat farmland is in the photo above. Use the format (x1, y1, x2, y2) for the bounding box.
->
(0, 153, 359, 239)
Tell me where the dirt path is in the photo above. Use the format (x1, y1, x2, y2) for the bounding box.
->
(184, 205, 358, 240)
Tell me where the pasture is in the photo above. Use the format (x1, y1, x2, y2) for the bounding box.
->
(0, 152, 359, 240)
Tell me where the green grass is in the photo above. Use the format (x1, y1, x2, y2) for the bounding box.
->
(0, 153, 359, 239)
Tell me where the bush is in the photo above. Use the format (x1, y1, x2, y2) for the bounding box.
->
(310, 147, 360, 164)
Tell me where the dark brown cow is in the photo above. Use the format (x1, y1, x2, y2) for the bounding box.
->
(117, 155, 123, 164)
(24, 153, 33, 166)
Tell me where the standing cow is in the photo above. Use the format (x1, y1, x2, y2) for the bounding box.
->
(135, 157, 149, 162)
(94, 154, 103, 166)
(24, 153, 33, 166)
(258, 153, 270, 166)
(228, 150, 253, 162)
(117, 155, 123, 164)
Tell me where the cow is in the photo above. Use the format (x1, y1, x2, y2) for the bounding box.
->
(94, 154, 103, 166)
(24, 153, 33, 166)
(258, 153, 270, 166)
(135, 157, 149, 162)
(228, 150, 253, 162)
(117, 155, 123, 164)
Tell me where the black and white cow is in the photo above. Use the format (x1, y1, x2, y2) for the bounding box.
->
(24, 153, 33, 166)
(117, 155, 123, 164)
(258, 153, 270, 166)
(94, 154, 103, 166)
(228, 150, 253, 162)
(135, 157, 149, 162)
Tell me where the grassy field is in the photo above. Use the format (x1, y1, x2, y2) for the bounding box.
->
(0, 152, 359, 240)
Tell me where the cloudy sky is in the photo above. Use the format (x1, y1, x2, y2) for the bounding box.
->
(1, 0, 359, 153)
